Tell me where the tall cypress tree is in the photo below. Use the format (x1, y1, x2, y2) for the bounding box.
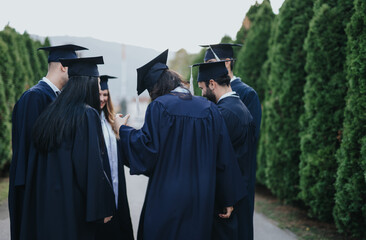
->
(0, 26, 28, 104)
(0, 74, 11, 172)
(15, 31, 34, 95)
(299, 0, 354, 222)
(234, 2, 261, 45)
(333, 0, 366, 237)
(256, 16, 278, 185)
(263, 0, 314, 203)
(0, 37, 15, 113)
(235, 0, 275, 102)
(36, 37, 50, 77)
(24, 32, 43, 86)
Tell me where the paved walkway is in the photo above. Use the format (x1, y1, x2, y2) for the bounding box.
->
(0, 169, 297, 240)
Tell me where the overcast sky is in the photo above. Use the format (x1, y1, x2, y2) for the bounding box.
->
(0, 0, 285, 53)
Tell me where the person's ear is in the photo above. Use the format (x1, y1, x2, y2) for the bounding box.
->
(60, 65, 68, 73)
(224, 59, 231, 69)
(209, 79, 215, 90)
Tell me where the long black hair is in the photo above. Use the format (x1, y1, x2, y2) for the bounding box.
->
(33, 76, 100, 153)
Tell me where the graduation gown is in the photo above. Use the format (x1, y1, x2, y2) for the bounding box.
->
(9, 81, 56, 240)
(95, 115, 134, 240)
(118, 92, 245, 240)
(19, 107, 116, 240)
(230, 78, 261, 139)
(213, 95, 256, 240)
(230, 78, 262, 240)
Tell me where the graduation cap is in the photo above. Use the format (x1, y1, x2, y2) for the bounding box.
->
(59, 56, 104, 77)
(38, 44, 88, 63)
(192, 61, 230, 83)
(136, 49, 169, 95)
(100, 75, 117, 90)
(200, 43, 242, 62)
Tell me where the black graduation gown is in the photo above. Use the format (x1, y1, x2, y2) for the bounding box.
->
(118, 93, 245, 240)
(95, 143, 134, 240)
(213, 95, 256, 240)
(9, 81, 56, 240)
(230, 78, 262, 240)
(19, 107, 116, 240)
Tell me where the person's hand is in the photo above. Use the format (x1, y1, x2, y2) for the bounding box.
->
(113, 113, 130, 132)
(104, 216, 113, 223)
(219, 206, 234, 219)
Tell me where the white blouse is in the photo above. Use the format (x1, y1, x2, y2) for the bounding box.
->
(100, 111, 119, 207)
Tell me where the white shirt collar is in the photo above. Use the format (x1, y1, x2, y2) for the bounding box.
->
(100, 110, 106, 120)
(171, 86, 190, 93)
(217, 91, 238, 103)
(230, 76, 238, 83)
(41, 77, 61, 95)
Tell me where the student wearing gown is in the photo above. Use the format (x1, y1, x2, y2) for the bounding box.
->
(19, 56, 115, 240)
(195, 61, 256, 240)
(8, 44, 88, 240)
(95, 75, 134, 240)
(113, 50, 245, 240)
(202, 43, 262, 240)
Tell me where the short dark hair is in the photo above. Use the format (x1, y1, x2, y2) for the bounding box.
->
(149, 70, 186, 101)
(230, 60, 234, 71)
(205, 74, 231, 87)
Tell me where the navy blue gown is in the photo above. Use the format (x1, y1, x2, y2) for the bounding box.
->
(118, 92, 245, 240)
(9, 81, 56, 240)
(213, 95, 256, 240)
(95, 145, 134, 240)
(230, 78, 262, 240)
(19, 107, 116, 240)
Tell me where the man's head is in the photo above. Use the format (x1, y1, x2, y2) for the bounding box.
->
(47, 62, 69, 87)
(200, 43, 242, 78)
(198, 75, 231, 103)
(39, 44, 88, 88)
(194, 61, 231, 103)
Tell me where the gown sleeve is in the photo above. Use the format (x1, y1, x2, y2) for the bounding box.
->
(72, 108, 116, 222)
(12, 91, 47, 187)
(213, 106, 246, 208)
(118, 101, 162, 177)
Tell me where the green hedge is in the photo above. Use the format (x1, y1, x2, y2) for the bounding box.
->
(262, 0, 314, 203)
(0, 26, 49, 173)
(299, 0, 354, 222)
(235, 0, 274, 102)
(333, 0, 366, 237)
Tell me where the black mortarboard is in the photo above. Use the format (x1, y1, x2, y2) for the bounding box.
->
(100, 75, 117, 90)
(200, 43, 242, 62)
(136, 49, 169, 95)
(192, 61, 229, 83)
(38, 44, 88, 63)
(59, 56, 104, 77)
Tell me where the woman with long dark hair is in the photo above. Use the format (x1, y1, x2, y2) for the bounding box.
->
(114, 50, 244, 240)
(95, 75, 134, 240)
(20, 57, 115, 240)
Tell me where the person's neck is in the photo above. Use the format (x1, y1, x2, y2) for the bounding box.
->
(215, 85, 233, 103)
(228, 71, 234, 79)
(45, 72, 63, 90)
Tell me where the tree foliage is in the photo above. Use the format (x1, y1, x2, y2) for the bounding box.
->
(235, 0, 275, 102)
(299, 0, 354, 222)
(263, 0, 314, 203)
(333, 0, 366, 237)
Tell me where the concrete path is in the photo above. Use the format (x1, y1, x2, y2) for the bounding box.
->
(0, 168, 297, 240)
